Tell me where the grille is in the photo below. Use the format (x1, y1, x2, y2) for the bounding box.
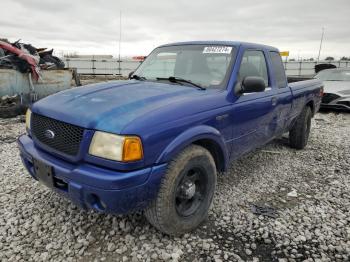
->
(322, 93, 340, 104)
(31, 113, 84, 156)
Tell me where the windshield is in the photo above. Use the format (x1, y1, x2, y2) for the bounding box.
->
(133, 45, 235, 89)
(315, 69, 350, 81)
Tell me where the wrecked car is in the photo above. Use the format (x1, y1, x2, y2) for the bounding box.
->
(315, 68, 350, 111)
(18, 41, 323, 235)
(0, 39, 77, 118)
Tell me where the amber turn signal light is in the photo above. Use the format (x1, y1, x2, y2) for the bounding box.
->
(122, 137, 143, 162)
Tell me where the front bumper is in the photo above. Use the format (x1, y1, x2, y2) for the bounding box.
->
(321, 93, 350, 111)
(17, 134, 167, 214)
(321, 102, 350, 111)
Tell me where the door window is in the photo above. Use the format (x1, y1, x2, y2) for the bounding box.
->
(238, 50, 269, 86)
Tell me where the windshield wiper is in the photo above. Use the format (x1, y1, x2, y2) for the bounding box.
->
(131, 74, 147, 81)
(156, 76, 206, 90)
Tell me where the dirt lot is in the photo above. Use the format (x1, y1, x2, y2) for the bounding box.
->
(0, 111, 349, 262)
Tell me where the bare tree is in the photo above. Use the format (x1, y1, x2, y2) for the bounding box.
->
(325, 56, 335, 61)
(340, 56, 350, 61)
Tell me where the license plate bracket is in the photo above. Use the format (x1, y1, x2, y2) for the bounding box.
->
(33, 159, 54, 188)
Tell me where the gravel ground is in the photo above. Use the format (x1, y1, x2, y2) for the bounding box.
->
(0, 112, 349, 262)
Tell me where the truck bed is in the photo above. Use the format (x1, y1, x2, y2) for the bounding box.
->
(287, 76, 315, 83)
(288, 78, 323, 120)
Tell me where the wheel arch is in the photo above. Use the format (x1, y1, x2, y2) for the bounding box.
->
(155, 125, 229, 172)
(306, 99, 315, 116)
(192, 138, 227, 172)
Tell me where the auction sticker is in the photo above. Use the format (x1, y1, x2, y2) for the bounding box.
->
(203, 46, 232, 54)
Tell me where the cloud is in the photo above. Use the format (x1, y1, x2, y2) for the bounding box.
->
(1, 0, 350, 59)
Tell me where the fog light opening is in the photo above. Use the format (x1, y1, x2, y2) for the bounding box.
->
(53, 177, 68, 192)
(88, 193, 107, 211)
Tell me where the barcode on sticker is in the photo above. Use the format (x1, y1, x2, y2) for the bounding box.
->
(203, 46, 232, 54)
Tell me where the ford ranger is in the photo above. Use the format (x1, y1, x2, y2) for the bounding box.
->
(18, 41, 323, 235)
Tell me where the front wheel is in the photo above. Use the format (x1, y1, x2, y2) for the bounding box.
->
(144, 145, 217, 236)
(289, 106, 312, 149)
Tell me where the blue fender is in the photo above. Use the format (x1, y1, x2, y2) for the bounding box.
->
(156, 125, 229, 171)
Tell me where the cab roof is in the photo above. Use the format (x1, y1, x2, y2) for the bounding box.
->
(158, 41, 279, 52)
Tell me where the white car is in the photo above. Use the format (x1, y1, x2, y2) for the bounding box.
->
(315, 68, 350, 111)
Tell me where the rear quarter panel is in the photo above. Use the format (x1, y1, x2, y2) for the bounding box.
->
(288, 79, 323, 125)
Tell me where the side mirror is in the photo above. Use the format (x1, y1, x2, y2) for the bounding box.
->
(241, 76, 266, 93)
(128, 71, 135, 79)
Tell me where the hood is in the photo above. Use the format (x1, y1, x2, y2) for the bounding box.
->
(323, 81, 350, 95)
(32, 80, 208, 133)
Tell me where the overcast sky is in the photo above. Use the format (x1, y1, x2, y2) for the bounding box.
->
(2, 0, 350, 59)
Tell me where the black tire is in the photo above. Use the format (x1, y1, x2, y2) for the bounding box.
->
(0, 95, 24, 118)
(289, 106, 312, 149)
(145, 145, 217, 236)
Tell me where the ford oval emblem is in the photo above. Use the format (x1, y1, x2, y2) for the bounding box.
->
(44, 130, 55, 139)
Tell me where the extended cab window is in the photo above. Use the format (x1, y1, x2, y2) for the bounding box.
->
(270, 52, 287, 88)
(238, 50, 269, 86)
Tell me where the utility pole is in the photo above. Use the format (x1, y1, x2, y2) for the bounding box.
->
(118, 11, 122, 76)
(317, 27, 325, 63)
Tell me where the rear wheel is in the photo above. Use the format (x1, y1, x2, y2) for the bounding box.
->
(144, 145, 217, 236)
(289, 106, 312, 149)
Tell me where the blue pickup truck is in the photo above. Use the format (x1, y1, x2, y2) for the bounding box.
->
(18, 41, 323, 235)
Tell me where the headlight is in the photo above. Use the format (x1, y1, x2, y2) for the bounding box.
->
(89, 131, 143, 162)
(25, 108, 32, 130)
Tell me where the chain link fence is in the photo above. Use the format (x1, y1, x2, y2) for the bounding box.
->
(284, 60, 350, 76)
(62, 57, 350, 77)
(62, 58, 141, 76)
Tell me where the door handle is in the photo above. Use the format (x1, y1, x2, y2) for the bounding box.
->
(271, 97, 277, 106)
(216, 114, 229, 121)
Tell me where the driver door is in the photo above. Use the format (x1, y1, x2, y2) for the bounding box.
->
(230, 49, 277, 160)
